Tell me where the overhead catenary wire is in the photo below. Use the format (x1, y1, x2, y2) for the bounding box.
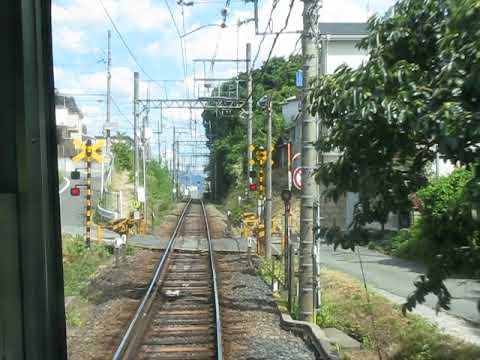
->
(163, 0, 190, 98)
(97, 0, 155, 82)
(111, 96, 135, 128)
(242, 0, 297, 105)
(251, 0, 281, 70)
(94, 3, 166, 105)
(265, 0, 296, 62)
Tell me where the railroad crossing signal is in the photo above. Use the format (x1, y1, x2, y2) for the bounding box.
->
(255, 146, 267, 164)
(71, 139, 105, 248)
(72, 139, 105, 163)
(258, 168, 265, 194)
(132, 200, 141, 209)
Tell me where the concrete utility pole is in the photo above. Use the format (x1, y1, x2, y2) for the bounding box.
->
(142, 91, 148, 217)
(172, 126, 176, 200)
(133, 72, 140, 197)
(264, 97, 273, 258)
(176, 140, 180, 196)
(157, 108, 163, 162)
(106, 30, 112, 151)
(142, 134, 147, 217)
(299, 0, 320, 322)
(246, 43, 253, 183)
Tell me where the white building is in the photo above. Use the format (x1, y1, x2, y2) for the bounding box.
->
(55, 93, 85, 173)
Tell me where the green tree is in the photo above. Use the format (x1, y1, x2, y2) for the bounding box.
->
(111, 132, 133, 172)
(203, 55, 301, 198)
(310, 0, 480, 312)
(146, 160, 173, 219)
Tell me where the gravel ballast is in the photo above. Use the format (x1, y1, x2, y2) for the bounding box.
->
(218, 254, 317, 360)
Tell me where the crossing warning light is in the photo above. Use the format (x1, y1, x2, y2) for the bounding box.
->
(249, 183, 257, 192)
(70, 187, 80, 196)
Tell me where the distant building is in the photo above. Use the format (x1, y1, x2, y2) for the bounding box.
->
(318, 22, 368, 74)
(55, 92, 85, 172)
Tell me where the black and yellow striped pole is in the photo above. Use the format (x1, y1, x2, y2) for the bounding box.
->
(85, 140, 93, 248)
(72, 138, 105, 248)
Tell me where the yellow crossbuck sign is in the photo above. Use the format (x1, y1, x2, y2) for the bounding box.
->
(72, 139, 105, 162)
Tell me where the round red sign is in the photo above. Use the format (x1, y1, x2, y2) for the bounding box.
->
(292, 167, 302, 190)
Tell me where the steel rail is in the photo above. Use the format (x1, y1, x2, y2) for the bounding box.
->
(200, 199, 224, 360)
(112, 199, 192, 360)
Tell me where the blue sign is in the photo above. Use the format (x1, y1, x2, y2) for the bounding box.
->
(295, 69, 303, 88)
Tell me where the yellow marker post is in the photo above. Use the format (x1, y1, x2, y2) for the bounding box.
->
(71, 139, 105, 247)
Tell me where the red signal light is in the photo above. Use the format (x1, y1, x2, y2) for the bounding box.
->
(70, 187, 80, 196)
(249, 183, 257, 192)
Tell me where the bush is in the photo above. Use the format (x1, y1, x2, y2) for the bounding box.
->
(417, 168, 475, 250)
(63, 234, 111, 296)
(392, 223, 430, 261)
(146, 160, 173, 221)
(392, 169, 479, 273)
(111, 141, 133, 172)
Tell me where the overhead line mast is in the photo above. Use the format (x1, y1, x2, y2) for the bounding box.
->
(106, 30, 112, 152)
(298, 0, 321, 323)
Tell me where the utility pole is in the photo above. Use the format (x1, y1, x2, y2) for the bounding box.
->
(106, 30, 112, 151)
(157, 108, 163, 162)
(133, 72, 140, 197)
(141, 91, 148, 219)
(172, 127, 176, 200)
(142, 129, 147, 219)
(101, 30, 112, 200)
(176, 140, 180, 196)
(299, 0, 320, 323)
(246, 43, 253, 184)
(264, 97, 273, 258)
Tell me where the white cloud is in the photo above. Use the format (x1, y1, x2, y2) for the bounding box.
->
(75, 66, 134, 96)
(146, 41, 163, 57)
(56, 27, 92, 53)
(54, 66, 66, 82)
(52, 0, 169, 32)
(145, 35, 185, 59)
(52, 0, 114, 27)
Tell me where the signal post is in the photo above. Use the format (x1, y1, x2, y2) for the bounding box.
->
(72, 139, 105, 248)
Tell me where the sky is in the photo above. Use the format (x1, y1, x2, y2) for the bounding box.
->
(52, 0, 397, 172)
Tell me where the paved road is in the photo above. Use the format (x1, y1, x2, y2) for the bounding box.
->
(319, 243, 480, 324)
(59, 164, 117, 241)
(59, 176, 86, 235)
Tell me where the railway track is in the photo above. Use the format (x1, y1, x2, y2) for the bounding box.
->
(113, 199, 223, 360)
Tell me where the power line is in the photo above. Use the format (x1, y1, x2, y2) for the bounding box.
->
(243, 0, 297, 105)
(97, 0, 154, 81)
(251, 0, 281, 69)
(180, 2, 190, 97)
(111, 96, 135, 128)
(163, 0, 190, 97)
(265, 0, 296, 62)
(163, 0, 183, 37)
